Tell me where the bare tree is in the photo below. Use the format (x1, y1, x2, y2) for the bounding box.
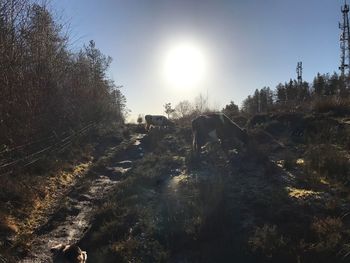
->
(164, 102, 175, 118)
(0, 1, 127, 149)
(175, 100, 193, 118)
(194, 93, 208, 114)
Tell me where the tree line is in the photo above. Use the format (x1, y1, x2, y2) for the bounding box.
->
(238, 72, 350, 116)
(0, 0, 126, 150)
(157, 72, 350, 125)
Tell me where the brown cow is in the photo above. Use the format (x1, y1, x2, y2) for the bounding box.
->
(192, 113, 248, 155)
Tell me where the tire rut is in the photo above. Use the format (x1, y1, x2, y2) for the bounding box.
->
(19, 133, 146, 263)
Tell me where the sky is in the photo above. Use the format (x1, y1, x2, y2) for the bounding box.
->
(52, 0, 343, 122)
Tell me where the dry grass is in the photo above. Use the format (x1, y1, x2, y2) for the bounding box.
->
(313, 97, 350, 116)
(0, 127, 123, 260)
(287, 187, 321, 199)
(310, 217, 344, 254)
(304, 144, 349, 183)
(18, 161, 92, 236)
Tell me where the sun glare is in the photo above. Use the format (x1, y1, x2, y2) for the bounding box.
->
(163, 42, 206, 89)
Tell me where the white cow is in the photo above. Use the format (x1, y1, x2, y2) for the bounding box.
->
(145, 115, 174, 131)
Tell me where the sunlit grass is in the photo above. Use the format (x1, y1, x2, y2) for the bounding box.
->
(296, 158, 305, 165)
(286, 187, 322, 199)
(18, 161, 93, 236)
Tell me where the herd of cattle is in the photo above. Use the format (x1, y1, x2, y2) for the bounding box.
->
(144, 113, 248, 155)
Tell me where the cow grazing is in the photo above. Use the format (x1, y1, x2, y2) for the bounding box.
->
(192, 113, 248, 155)
(145, 115, 174, 131)
(51, 243, 87, 263)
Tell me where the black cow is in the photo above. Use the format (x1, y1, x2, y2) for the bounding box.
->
(192, 113, 248, 155)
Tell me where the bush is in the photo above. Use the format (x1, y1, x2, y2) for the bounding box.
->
(313, 97, 350, 116)
(304, 144, 349, 183)
(310, 217, 343, 253)
(248, 224, 288, 258)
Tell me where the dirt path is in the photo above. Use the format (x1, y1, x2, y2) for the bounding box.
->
(19, 133, 145, 263)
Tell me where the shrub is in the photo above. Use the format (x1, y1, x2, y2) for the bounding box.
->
(248, 224, 287, 258)
(310, 217, 343, 253)
(304, 144, 349, 183)
(313, 97, 350, 116)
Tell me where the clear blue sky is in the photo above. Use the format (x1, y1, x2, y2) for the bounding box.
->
(52, 0, 342, 122)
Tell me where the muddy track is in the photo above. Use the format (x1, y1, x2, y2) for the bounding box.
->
(19, 133, 146, 263)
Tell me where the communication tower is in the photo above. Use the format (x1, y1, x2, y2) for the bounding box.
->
(339, 0, 350, 76)
(296, 62, 302, 85)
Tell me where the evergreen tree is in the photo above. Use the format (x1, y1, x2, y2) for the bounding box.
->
(313, 73, 327, 96)
(222, 101, 239, 118)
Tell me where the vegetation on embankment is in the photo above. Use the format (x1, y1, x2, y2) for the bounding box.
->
(0, 1, 127, 260)
(0, 0, 127, 177)
(0, 123, 126, 261)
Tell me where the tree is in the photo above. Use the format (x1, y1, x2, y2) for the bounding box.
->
(298, 82, 311, 101)
(327, 72, 342, 96)
(222, 101, 239, 118)
(258, 87, 274, 113)
(137, 114, 143, 124)
(164, 103, 175, 118)
(253, 89, 261, 113)
(285, 79, 299, 102)
(313, 73, 327, 96)
(175, 100, 193, 118)
(276, 83, 286, 104)
(194, 93, 208, 113)
(0, 1, 127, 149)
(241, 95, 255, 115)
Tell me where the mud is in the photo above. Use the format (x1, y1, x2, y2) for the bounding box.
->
(19, 134, 145, 263)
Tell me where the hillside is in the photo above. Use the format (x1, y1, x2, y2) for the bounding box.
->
(2, 1, 350, 262)
(4, 112, 349, 262)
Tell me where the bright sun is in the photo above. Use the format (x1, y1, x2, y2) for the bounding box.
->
(163, 42, 206, 89)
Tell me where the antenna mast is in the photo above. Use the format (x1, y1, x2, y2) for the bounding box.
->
(339, 0, 350, 77)
(296, 61, 303, 85)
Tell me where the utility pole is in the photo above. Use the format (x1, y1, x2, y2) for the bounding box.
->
(339, 0, 350, 78)
(296, 61, 302, 86)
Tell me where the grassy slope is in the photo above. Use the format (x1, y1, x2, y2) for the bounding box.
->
(4, 113, 349, 262)
(81, 114, 350, 263)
